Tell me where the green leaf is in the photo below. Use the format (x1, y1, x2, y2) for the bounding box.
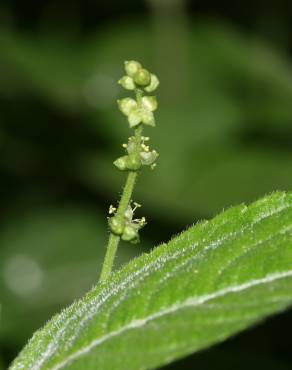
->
(10, 192, 292, 370)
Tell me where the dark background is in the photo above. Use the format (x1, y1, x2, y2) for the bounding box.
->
(0, 0, 292, 368)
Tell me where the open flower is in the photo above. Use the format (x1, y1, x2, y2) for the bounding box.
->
(118, 96, 158, 128)
(114, 135, 159, 171)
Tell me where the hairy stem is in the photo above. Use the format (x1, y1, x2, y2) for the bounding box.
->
(100, 124, 143, 281)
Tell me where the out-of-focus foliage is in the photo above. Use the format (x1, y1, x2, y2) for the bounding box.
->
(0, 207, 139, 344)
(163, 348, 292, 370)
(0, 20, 291, 223)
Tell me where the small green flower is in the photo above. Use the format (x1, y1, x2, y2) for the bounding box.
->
(118, 97, 157, 128)
(133, 68, 151, 87)
(145, 74, 160, 92)
(121, 224, 139, 242)
(121, 214, 146, 243)
(115, 136, 159, 171)
(118, 98, 137, 116)
(113, 156, 128, 171)
(141, 96, 158, 112)
(128, 107, 144, 128)
(138, 108, 155, 127)
(108, 201, 146, 243)
(108, 215, 125, 235)
(124, 60, 142, 77)
(126, 154, 142, 171)
(113, 154, 141, 171)
(119, 62, 159, 93)
(129, 108, 155, 128)
(118, 76, 136, 90)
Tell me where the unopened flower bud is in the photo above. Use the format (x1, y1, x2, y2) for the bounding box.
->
(118, 76, 135, 90)
(142, 96, 158, 112)
(109, 215, 125, 235)
(145, 74, 160, 92)
(121, 224, 139, 242)
(124, 60, 142, 77)
(141, 110, 155, 127)
(118, 98, 137, 116)
(128, 108, 142, 128)
(133, 68, 151, 87)
(126, 154, 141, 171)
(113, 156, 128, 171)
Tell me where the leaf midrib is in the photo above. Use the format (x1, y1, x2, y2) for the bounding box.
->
(48, 269, 292, 370)
(138, 223, 291, 321)
(102, 201, 291, 334)
(31, 198, 291, 370)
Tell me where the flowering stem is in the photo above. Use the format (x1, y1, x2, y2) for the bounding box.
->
(99, 60, 159, 281)
(100, 125, 143, 281)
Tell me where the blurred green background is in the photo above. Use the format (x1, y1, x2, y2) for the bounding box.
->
(0, 0, 291, 368)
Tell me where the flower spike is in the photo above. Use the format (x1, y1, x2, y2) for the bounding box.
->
(101, 60, 160, 279)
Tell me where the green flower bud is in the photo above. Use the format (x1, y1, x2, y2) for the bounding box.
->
(118, 98, 137, 116)
(128, 108, 142, 128)
(124, 60, 142, 77)
(145, 74, 160, 92)
(133, 68, 151, 87)
(113, 156, 128, 171)
(142, 96, 158, 112)
(140, 150, 159, 166)
(109, 215, 125, 235)
(126, 154, 141, 171)
(118, 76, 135, 90)
(121, 224, 139, 242)
(141, 110, 155, 127)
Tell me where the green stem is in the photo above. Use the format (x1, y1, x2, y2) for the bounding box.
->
(99, 233, 120, 282)
(100, 124, 143, 281)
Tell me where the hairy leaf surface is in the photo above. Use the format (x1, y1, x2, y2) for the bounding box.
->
(11, 192, 292, 370)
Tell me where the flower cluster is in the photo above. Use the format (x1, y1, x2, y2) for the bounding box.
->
(118, 96, 157, 128)
(114, 136, 159, 171)
(118, 60, 159, 92)
(108, 60, 159, 245)
(108, 202, 146, 243)
(118, 61, 159, 128)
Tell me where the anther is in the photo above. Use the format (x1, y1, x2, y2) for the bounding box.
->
(109, 205, 117, 214)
